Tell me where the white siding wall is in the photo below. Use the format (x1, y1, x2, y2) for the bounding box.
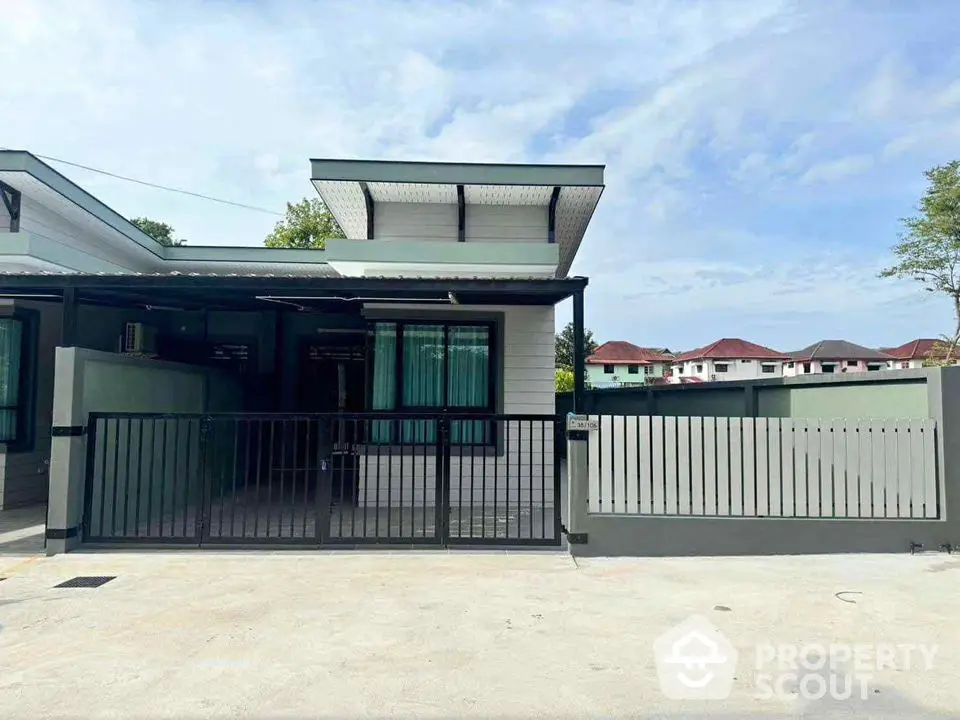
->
(465, 205, 547, 243)
(357, 304, 556, 506)
(18, 197, 154, 272)
(375, 202, 458, 242)
(677, 359, 783, 382)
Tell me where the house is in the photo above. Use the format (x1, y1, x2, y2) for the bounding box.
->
(882, 338, 959, 369)
(585, 341, 672, 388)
(782, 340, 892, 376)
(0, 151, 604, 552)
(670, 338, 787, 382)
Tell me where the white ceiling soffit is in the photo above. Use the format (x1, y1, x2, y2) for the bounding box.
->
(463, 185, 554, 205)
(311, 180, 368, 238)
(366, 182, 457, 203)
(556, 186, 604, 277)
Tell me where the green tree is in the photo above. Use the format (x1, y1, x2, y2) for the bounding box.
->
(131, 217, 185, 246)
(555, 321, 599, 370)
(881, 160, 960, 361)
(555, 368, 574, 393)
(264, 197, 345, 250)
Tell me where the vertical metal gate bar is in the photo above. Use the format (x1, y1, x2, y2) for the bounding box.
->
(375, 425, 381, 539)
(351, 419, 358, 539)
(181, 419, 193, 538)
(82, 416, 99, 540)
(338, 427, 345, 539)
(277, 419, 286, 538)
(469, 436, 475, 539)
(160, 419, 170, 539)
(529, 419, 534, 539)
(266, 420, 276, 538)
(254, 420, 263, 537)
(386, 420, 394, 539)
(292, 418, 300, 537)
(493, 419, 499, 539)
(302, 418, 311, 540)
(554, 419, 563, 542)
(540, 420, 546, 540)
(398, 425, 404, 539)
(110, 418, 123, 537)
(100, 417, 112, 538)
(144, 419, 156, 538)
(231, 419, 240, 538)
(134, 418, 146, 537)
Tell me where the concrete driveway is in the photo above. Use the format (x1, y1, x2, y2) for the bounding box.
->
(0, 547, 957, 718)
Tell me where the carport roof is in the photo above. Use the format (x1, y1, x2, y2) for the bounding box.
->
(0, 272, 587, 311)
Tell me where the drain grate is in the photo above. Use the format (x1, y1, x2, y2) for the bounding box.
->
(54, 576, 116, 589)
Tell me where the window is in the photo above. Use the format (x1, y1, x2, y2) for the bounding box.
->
(714, 363, 729, 373)
(822, 364, 836, 373)
(802, 363, 811, 373)
(695, 363, 703, 373)
(901, 361, 909, 369)
(644, 365, 653, 374)
(627, 364, 639, 374)
(867, 363, 883, 371)
(603, 364, 615, 374)
(761, 364, 776, 374)
(846, 360, 858, 367)
(740, 359, 750, 363)
(370, 321, 493, 443)
(786, 362, 794, 369)
(0, 312, 37, 451)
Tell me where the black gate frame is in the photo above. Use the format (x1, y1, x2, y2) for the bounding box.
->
(82, 412, 563, 548)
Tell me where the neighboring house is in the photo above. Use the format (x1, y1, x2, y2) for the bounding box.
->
(882, 338, 960, 369)
(783, 340, 892, 377)
(670, 338, 787, 382)
(0, 151, 603, 552)
(585, 341, 672, 388)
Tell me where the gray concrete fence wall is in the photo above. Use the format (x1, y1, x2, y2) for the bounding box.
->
(46, 348, 241, 553)
(564, 366, 960, 556)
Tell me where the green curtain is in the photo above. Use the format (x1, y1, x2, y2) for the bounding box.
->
(448, 326, 490, 444)
(0, 319, 22, 442)
(402, 325, 444, 442)
(370, 323, 396, 443)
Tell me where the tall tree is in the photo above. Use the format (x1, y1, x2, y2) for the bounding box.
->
(264, 197, 345, 250)
(555, 321, 599, 370)
(131, 217, 185, 246)
(881, 161, 960, 361)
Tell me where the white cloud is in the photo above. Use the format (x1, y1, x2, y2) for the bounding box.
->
(798, 154, 875, 185)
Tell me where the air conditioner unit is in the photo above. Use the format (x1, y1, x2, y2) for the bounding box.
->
(123, 322, 157, 354)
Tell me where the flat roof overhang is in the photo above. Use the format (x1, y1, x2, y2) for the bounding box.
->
(0, 274, 588, 312)
(310, 159, 604, 278)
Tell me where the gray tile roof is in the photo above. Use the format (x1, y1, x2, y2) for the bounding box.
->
(786, 340, 893, 361)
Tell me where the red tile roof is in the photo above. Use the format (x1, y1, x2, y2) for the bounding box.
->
(586, 341, 671, 365)
(882, 339, 948, 360)
(675, 338, 787, 362)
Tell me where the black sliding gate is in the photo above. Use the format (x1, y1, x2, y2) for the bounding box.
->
(82, 412, 562, 548)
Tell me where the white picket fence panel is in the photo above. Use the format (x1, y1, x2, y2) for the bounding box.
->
(587, 416, 939, 519)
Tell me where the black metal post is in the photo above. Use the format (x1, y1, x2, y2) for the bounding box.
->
(572, 288, 585, 413)
(61, 287, 78, 347)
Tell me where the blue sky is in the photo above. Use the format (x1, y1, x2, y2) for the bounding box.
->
(3, 0, 960, 352)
